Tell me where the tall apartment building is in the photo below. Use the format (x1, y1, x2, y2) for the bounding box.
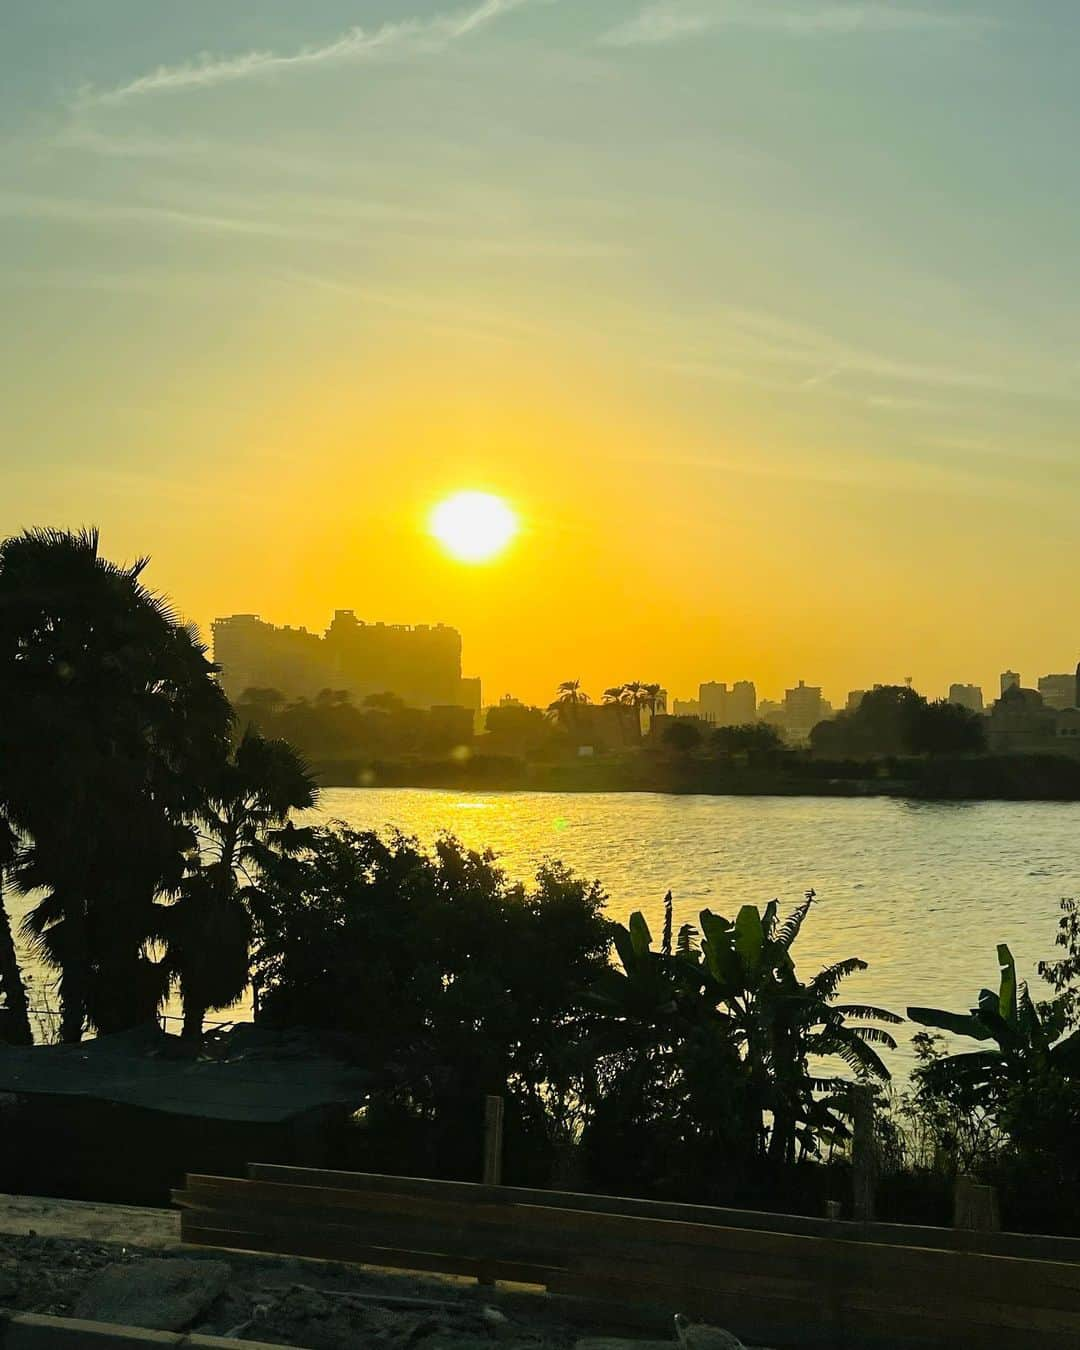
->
(212, 611, 479, 710)
(783, 680, 825, 739)
(1037, 674, 1077, 711)
(697, 680, 757, 726)
(948, 683, 984, 713)
(1000, 671, 1021, 697)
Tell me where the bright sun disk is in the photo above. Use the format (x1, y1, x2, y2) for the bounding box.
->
(430, 491, 518, 563)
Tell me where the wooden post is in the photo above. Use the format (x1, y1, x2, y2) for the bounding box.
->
(482, 1094, 504, 1187)
(954, 1176, 1001, 1233)
(851, 1085, 876, 1222)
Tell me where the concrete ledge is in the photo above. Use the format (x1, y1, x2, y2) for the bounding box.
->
(0, 1310, 292, 1348)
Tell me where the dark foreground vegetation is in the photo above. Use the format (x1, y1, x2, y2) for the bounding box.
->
(2, 528, 1080, 1233)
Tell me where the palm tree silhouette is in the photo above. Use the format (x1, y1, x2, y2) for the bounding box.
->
(0, 527, 231, 1041)
(162, 728, 317, 1041)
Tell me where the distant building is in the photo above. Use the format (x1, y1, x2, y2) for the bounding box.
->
(672, 698, 702, 718)
(949, 684, 984, 713)
(457, 677, 483, 712)
(212, 610, 479, 710)
(699, 682, 728, 724)
(846, 690, 867, 713)
(729, 680, 757, 725)
(1000, 671, 1021, 696)
(986, 685, 1080, 756)
(1037, 674, 1076, 711)
(696, 680, 756, 727)
(783, 680, 825, 740)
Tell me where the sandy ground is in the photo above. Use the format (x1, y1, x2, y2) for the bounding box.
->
(0, 1193, 180, 1248)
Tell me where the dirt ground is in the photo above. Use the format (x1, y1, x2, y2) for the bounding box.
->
(0, 1194, 649, 1349)
(0, 1194, 780, 1350)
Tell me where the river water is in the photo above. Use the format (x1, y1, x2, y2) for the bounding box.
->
(304, 789, 1080, 1075)
(14, 789, 1080, 1072)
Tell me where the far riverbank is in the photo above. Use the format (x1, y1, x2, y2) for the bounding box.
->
(307, 750, 1080, 802)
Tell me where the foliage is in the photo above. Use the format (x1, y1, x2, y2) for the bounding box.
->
(661, 719, 703, 753)
(160, 728, 318, 1040)
(583, 891, 899, 1180)
(0, 528, 232, 1041)
(907, 938, 1080, 1177)
(811, 685, 985, 758)
(710, 723, 784, 756)
(235, 687, 474, 763)
(251, 826, 611, 1177)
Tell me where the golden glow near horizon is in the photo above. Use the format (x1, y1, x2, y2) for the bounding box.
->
(429, 491, 519, 564)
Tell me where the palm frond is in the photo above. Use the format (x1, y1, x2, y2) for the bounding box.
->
(809, 957, 867, 1001)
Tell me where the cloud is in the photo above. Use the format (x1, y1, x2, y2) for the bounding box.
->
(603, 1, 992, 46)
(80, 0, 538, 106)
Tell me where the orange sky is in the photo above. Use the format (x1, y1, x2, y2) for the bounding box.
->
(4, 1, 1079, 708)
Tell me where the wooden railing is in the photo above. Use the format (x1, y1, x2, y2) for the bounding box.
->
(173, 1165, 1080, 1350)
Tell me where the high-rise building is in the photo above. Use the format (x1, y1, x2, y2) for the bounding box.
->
(1037, 674, 1076, 711)
(699, 682, 728, 724)
(846, 690, 867, 713)
(1000, 671, 1021, 696)
(697, 680, 756, 726)
(949, 683, 984, 713)
(728, 680, 757, 725)
(212, 611, 477, 709)
(783, 680, 825, 739)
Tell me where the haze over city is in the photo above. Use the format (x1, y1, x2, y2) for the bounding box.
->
(4, 1, 1079, 707)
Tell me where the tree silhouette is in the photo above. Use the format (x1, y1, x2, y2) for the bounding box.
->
(162, 728, 318, 1041)
(0, 528, 231, 1041)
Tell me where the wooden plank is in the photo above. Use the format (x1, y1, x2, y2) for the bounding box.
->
(180, 1214, 562, 1285)
(179, 1174, 1080, 1306)
(181, 1176, 841, 1258)
(243, 1164, 1080, 1264)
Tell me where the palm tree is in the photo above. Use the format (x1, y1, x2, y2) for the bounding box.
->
(163, 728, 318, 1041)
(0, 528, 232, 1041)
(552, 679, 590, 707)
(641, 683, 665, 722)
(0, 813, 31, 1045)
(548, 680, 591, 736)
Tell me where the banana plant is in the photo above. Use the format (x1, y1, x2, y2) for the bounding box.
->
(697, 892, 900, 1160)
(586, 891, 900, 1163)
(908, 945, 1080, 1096)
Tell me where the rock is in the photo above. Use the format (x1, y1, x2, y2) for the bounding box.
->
(73, 1256, 231, 1331)
(673, 1316, 745, 1350)
(0, 1271, 17, 1299)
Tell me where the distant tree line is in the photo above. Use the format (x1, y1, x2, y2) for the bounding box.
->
(810, 685, 985, 757)
(235, 687, 475, 764)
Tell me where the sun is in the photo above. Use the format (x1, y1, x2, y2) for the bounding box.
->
(429, 491, 518, 563)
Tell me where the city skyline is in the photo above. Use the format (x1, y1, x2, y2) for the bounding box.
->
(209, 604, 1077, 715)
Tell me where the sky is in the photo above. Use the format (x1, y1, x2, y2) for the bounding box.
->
(2, 1, 1079, 708)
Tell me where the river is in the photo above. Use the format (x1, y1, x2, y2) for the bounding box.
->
(304, 789, 1080, 1075)
(14, 790, 1080, 1072)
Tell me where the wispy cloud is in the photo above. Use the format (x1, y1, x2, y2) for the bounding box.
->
(80, 0, 538, 106)
(603, 1, 992, 46)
